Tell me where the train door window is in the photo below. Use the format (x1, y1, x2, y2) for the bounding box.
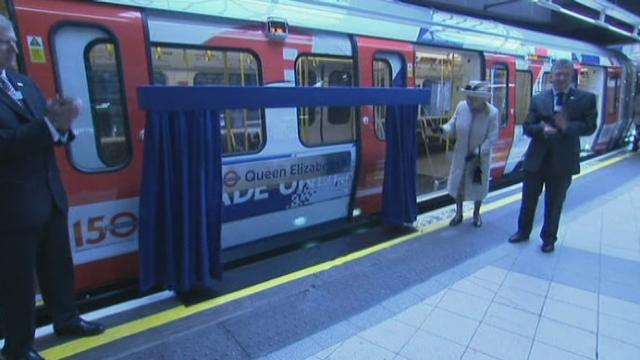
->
(150, 45, 263, 155)
(295, 55, 355, 146)
(515, 71, 532, 125)
(541, 72, 551, 91)
(373, 59, 392, 140)
(152, 71, 167, 85)
(607, 72, 620, 116)
(491, 63, 509, 128)
(414, 47, 481, 197)
(52, 26, 132, 172)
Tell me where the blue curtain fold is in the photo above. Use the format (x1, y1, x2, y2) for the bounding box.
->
(382, 105, 418, 226)
(139, 110, 222, 293)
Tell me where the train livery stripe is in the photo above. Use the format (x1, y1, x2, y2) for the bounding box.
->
(41, 152, 633, 360)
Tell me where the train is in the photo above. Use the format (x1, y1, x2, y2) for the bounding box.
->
(2, 0, 637, 293)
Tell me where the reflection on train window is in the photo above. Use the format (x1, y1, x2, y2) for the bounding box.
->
(150, 45, 264, 155)
(414, 48, 481, 199)
(542, 72, 552, 91)
(607, 72, 620, 116)
(85, 41, 132, 168)
(373, 59, 391, 140)
(152, 71, 167, 85)
(296, 55, 356, 146)
(516, 70, 532, 125)
(491, 63, 509, 128)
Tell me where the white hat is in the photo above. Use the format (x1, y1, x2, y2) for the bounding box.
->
(460, 80, 491, 99)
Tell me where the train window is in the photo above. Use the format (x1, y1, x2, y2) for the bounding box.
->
(150, 45, 263, 155)
(373, 59, 392, 140)
(85, 42, 131, 168)
(541, 72, 552, 91)
(152, 71, 167, 85)
(515, 71, 533, 125)
(52, 26, 132, 172)
(295, 55, 356, 146)
(491, 63, 509, 128)
(544, 69, 578, 92)
(607, 73, 620, 115)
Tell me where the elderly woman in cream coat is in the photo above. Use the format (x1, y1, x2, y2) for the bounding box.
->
(432, 81, 499, 227)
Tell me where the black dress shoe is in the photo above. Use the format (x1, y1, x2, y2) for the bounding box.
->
(541, 242, 555, 253)
(449, 215, 463, 227)
(54, 318, 105, 337)
(1, 349, 44, 360)
(508, 232, 529, 243)
(472, 215, 482, 227)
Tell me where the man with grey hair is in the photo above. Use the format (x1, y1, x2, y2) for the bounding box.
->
(508, 58, 597, 253)
(0, 14, 104, 360)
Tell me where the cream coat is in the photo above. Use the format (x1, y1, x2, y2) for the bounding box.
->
(442, 101, 499, 201)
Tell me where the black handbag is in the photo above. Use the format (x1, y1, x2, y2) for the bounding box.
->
(472, 163, 482, 184)
(472, 145, 482, 184)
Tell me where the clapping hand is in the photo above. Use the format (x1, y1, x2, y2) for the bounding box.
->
(543, 123, 557, 138)
(553, 112, 568, 132)
(47, 96, 80, 132)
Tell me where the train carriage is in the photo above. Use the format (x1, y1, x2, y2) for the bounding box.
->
(1, 0, 635, 292)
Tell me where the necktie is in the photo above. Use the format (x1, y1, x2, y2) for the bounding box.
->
(1, 75, 23, 107)
(556, 92, 565, 107)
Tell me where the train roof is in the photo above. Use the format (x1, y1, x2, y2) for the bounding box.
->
(97, 0, 624, 66)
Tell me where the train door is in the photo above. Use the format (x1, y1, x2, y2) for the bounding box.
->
(353, 36, 412, 215)
(576, 65, 606, 152)
(414, 46, 481, 200)
(15, 0, 149, 290)
(503, 59, 539, 174)
(484, 54, 516, 179)
(593, 67, 622, 151)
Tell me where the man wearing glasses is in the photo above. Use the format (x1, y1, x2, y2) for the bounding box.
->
(508, 59, 597, 253)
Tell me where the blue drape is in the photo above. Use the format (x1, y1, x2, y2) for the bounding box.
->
(382, 105, 418, 226)
(136, 86, 429, 294)
(139, 110, 222, 293)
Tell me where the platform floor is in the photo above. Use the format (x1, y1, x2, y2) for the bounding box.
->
(31, 150, 640, 360)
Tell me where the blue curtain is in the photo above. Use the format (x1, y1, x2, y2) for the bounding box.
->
(139, 110, 222, 293)
(382, 105, 418, 226)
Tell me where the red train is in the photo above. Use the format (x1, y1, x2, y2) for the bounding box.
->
(2, 0, 636, 292)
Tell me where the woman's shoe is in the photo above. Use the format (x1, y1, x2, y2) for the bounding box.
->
(472, 215, 482, 227)
(449, 214, 463, 227)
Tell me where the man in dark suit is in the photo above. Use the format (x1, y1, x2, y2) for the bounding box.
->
(0, 15, 104, 360)
(508, 59, 597, 253)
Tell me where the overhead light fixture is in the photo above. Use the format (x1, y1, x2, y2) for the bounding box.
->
(606, 23, 633, 37)
(559, 8, 596, 24)
(574, 0, 640, 26)
(532, 0, 640, 41)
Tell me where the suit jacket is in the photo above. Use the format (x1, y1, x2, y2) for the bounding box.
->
(0, 68, 70, 229)
(522, 88, 597, 176)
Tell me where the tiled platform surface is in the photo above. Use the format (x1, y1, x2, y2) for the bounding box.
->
(265, 163, 640, 360)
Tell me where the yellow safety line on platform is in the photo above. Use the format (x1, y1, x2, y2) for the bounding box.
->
(42, 152, 633, 359)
